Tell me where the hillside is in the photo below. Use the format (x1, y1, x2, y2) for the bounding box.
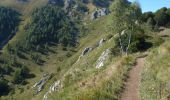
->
(0, 0, 170, 100)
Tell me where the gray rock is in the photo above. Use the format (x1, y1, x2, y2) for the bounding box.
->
(97, 38, 105, 47)
(43, 80, 63, 100)
(76, 47, 93, 63)
(91, 11, 98, 20)
(121, 29, 128, 36)
(33, 73, 51, 94)
(91, 8, 110, 20)
(100, 8, 109, 16)
(96, 49, 111, 69)
(81, 47, 93, 56)
(135, 20, 139, 25)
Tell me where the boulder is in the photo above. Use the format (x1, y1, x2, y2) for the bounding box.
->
(96, 49, 111, 69)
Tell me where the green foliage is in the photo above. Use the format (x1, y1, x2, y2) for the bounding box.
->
(109, 0, 142, 32)
(0, 79, 10, 96)
(147, 17, 156, 27)
(114, 29, 148, 53)
(25, 5, 79, 47)
(0, 6, 20, 43)
(141, 12, 154, 22)
(30, 53, 41, 64)
(1, 64, 13, 75)
(154, 8, 169, 26)
(109, 0, 130, 33)
(109, 0, 145, 54)
(141, 42, 170, 100)
(20, 66, 29, 78)
(63, 73, 73, 87)
(13, 66, 29, 84)
(13, 69, 24, 84)
(141, 7, 170, 27)
(92, 0, 111, 7)
(77, 56, 135, 100)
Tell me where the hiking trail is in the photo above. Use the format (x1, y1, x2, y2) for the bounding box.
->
(120, 57, 146, 100)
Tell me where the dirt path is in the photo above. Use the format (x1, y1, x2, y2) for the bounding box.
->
(120, 57, 145, 100)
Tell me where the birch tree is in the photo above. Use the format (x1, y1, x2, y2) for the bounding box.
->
(109, 0, 142, 55)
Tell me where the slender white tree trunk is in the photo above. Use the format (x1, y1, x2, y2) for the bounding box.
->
(118, 33, 124, 55)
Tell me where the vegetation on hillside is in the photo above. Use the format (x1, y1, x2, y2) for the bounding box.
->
(0, 6, 20, 44)
(108, 0, 149, 55)
(0, 5, 81, 96)
(0, 0, 169, 99)
(141, 40, 170, 100)
(8, 5, 79, 52)
(142, 7, 170, 28)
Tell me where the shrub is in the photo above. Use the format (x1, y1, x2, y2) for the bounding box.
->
(0, 79, 10, 96)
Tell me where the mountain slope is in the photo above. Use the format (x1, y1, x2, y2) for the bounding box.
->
(0, 0, 170, 100)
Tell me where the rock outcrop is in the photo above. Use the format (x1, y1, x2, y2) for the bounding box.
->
(96, 49, 111, 69)
(33, 73, 52, 95)
(97, 38, 105, 47)
(76, 47, 93, 63)
(43, 80, 63, 100)
(91, 8, 110, 20)
(81, 47, 93, 56)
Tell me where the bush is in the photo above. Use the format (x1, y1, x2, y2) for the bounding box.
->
(0, 79, 10, 96)
(2, 64, 13, 75)
(13, 66, 29, 84)
(13, 69, 24, 84)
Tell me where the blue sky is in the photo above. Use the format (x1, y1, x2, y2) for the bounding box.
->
(128, 0, 170, 12)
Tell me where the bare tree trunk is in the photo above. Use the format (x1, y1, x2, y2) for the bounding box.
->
(125, 33, 132, 56)
(118, 33, 124, 55)
(125, 26, 133, 56)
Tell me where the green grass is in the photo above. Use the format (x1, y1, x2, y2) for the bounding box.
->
(0, 13, 120, 100)
(141, 38, 170, 100)
(2, 1, 170, 100)
(45, 55, 136, 100)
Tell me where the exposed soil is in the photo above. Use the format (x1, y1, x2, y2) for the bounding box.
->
(120, 57, 146, 100)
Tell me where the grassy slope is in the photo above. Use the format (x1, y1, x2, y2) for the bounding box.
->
(2, 1, 170, 100)
(22, 16, 114, 100)
(0, 8, 136, 99)
(33, 16, 137, 100)
(140, 29, 170, 100)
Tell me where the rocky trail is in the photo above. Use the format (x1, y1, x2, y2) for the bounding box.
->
(120, 56, 146, 100)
